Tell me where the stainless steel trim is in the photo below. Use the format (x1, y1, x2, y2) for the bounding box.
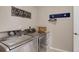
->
(9, 37, 35, 50)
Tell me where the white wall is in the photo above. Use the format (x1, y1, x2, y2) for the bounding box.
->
(37, 6, 73, 51)
(0, 6, 37, 32)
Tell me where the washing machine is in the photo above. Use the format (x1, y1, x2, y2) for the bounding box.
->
(0, 35, 38, 52)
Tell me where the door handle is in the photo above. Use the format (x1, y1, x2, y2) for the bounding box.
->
(74, 33, 79, 35)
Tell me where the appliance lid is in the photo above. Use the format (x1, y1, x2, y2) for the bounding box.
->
(1, 35, 32, 49)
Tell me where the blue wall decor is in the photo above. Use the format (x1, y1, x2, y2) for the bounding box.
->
(49, 13, 70, 19)
(48, 13, 70, 22)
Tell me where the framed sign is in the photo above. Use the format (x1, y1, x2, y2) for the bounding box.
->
(11, 6, 31, 19)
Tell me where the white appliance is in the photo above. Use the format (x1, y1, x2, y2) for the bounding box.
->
(0, 35, 38, 52)
(74, 7, 79, 52)
(38, 33, 47, 52)
(27, 32, 47, 52)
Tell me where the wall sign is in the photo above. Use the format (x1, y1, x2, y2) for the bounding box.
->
(49, 13, 70, 19)
(48, 13, 70, 22)
(11, 6, 31, 19)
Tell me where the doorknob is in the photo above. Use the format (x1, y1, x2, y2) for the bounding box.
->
(74, 33, 79, 35)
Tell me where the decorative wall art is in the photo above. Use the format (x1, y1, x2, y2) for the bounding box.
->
(49, 13, 70, 19)
(11, 6, 31, 19)
(48, 13, 70, 22)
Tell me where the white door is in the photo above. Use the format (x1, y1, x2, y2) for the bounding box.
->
(74, 35, 79, 51)
(74, 7, 79, 52)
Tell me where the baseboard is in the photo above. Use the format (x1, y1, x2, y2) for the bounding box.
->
(47, 46, 69, 52)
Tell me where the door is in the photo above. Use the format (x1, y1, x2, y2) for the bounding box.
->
(38, 34, 47, 52)
(74, 35, 79, 51)
(74, 7, 79, 52)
